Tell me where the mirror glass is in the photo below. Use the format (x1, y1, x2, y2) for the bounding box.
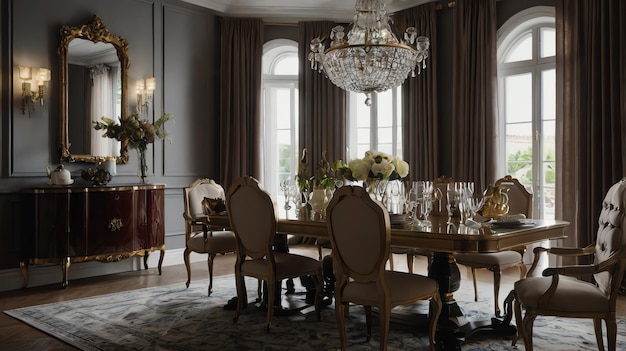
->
(59, 15, 130, 163)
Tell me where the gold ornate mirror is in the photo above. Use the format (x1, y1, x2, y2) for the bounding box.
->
(59, 15, 130, 163)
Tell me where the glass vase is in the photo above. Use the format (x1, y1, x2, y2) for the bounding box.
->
(136, 147, 148, 183)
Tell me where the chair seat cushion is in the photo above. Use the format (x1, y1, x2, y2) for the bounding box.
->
(515, 275, 610, 313)
(187, 231, 236, 253)
(241, 252, 320, 280)
(343, 271, 439, 306)
(455, 251, 522, 266)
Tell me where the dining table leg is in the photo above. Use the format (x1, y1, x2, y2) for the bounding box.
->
(428, 251, 517, 351)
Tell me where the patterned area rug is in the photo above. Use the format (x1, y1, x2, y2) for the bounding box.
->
(5, 275, 626, 351)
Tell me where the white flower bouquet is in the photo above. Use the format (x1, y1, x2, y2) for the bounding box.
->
(334, 150, 409, 182)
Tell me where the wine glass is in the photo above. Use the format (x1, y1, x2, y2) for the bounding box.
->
(280, 178, 294, 218)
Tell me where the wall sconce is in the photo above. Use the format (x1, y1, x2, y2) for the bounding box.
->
(19, 66, 51, 115)
(136, 77, 155, 115)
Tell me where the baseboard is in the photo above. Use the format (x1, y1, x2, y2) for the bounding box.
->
(0, 248, 207, 293)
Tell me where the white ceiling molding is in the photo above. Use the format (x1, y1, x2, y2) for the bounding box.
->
(181, 0, 434, 23)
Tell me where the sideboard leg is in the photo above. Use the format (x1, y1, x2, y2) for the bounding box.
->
(158, 247, 165, 275)
(143, 251, 149, 270)
(20, 261, 28, 288)
(61, 257, 71, 288)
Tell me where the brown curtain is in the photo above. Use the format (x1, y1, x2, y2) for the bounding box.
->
(555, 0, 626, 252)
(394, 3, 439, 181)
(298, 21, 347, 181)
(219, 18, 263, 190)
(450, 0, 498, 190)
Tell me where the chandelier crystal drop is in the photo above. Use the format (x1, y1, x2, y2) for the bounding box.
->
(309, 0, 430, 106)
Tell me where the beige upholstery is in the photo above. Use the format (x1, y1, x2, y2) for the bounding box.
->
(182, 178, 237, 295)
(514, 178, 626, 351)
(326, 186, 442, 351)
(455, 175, 530, 317)
(226, 176, 323, 331)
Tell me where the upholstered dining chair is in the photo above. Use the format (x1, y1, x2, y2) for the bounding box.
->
(513, 178, 626, 351)
(455, 175, 531, 317)
(182, 178, 237, 295)
(226, 176, 323, 331)
(326, 185, 442, 351)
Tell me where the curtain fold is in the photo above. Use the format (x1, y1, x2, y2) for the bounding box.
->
(555, 0, 626, 251)
(298, 21, 347, 181)
(394, 3, 438, 181)
(89, 64, 117, 157)
(450, 0, 498, 190)
(220, 18, 263, 189)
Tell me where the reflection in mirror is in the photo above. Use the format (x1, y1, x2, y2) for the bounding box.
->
(59, 15, 130, 164)
(67, 39, 121, 159)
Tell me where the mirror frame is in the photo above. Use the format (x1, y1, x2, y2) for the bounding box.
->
(59, 15, 130, 164)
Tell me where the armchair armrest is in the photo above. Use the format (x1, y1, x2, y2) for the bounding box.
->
(527, 244, 596, 276)
(542, 264, 595, 277)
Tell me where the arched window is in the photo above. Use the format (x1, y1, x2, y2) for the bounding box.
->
(261, 39, 299, 204)
(497, 7, 555, 219)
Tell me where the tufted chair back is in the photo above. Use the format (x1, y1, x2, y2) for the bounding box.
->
(593, 178, 626, 295)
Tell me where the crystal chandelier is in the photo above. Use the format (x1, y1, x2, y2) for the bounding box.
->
(309, 0, 430, 106)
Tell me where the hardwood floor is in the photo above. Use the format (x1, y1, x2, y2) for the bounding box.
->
(1, 246, 625, 350)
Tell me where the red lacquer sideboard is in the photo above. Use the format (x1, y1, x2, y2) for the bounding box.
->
(21, 184, 165, 288)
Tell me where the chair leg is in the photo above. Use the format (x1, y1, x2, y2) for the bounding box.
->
(364, 305, 373, 342)
(593, 318, 606, 351)
(313, 270, 323, 321)
(266, 277, 275, 331)
(184, 247, 192, 288)
(512, 295, 523, 347)
(493, 267, 501, 317)
(207, 253, 216, 296)
(605, 317, 617, 351)
(470, 267, 478, 301)
(389, 254, 395, 271)
(378, 305, 390, 351)
(335, 301, 348, 350)
(406, 253, 414, 274)
(521, 308, 537, 351)
(233, 267, 246, 323)
(429, 294, 443, 351)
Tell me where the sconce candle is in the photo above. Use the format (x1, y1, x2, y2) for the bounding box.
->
(18, 65, 50, 114)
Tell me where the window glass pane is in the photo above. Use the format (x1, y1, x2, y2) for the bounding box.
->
(505, 73, 532, 123)
(541, 69, 555, 120)
(357, 127, 370, 147)
(274, 88, 292, 128)
(506, 122, 533, 181)
(540, 27, 556, 58)
(504, 32, 532, 62)
(542, 160, 556, 219)
(377, 90, 393, 127)
(378, 127, 392, 145)
(272, 56, 298, 75)
(277, 129, 291, 176)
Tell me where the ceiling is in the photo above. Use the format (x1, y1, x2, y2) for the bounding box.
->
(180, 0, 434, 23)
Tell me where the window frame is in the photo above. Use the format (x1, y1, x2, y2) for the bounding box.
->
(497, 6, 556, 220)
(261, 39, 299, 202)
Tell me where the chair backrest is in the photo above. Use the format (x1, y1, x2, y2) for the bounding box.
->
(326, 186, 390, 281)
(593, 178, 626, 295)
(183, 178, 226, 220)
(226, 176, 277, 260)
(495, 175, 533, 218)
(431, 175, 454, 216)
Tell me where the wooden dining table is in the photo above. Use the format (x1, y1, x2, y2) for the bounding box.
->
(209, 213, 569, 350)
